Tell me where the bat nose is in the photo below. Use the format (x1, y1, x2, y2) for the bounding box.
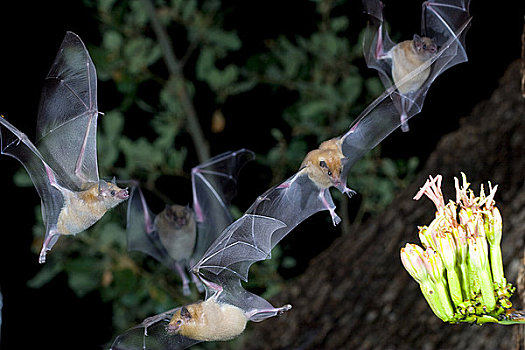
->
(117, 188, 129, 199)
(167, 321, 181, 333)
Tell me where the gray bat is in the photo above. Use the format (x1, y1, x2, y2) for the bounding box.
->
(126, 149, 255, 295)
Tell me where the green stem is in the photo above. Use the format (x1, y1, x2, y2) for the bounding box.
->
(479, 267, 497, 312)
(419, 281, 447, 321)
(489, 245, 505, 287)
(434, 280, 455, 321)
(445, 266, 464, 307)
(419, 280, 455, 322)
(458, 261, 470, 301)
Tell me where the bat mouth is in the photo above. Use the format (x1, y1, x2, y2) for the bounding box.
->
(176, 217, 187, 227)
(116, 188, 129, 200)
(166, 321, 181, 334)
(331, 178, 345, 191)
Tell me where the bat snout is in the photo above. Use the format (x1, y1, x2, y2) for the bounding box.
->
(116, 188, 129, 200)
(166, 320, 182, 334)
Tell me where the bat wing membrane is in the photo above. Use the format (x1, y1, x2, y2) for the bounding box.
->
(193, 172, 338, 313)
(362, 0, 396, 88)
(36, 31, 99, 191)
(110, 307, 200, 350)
(0, 117, 63, 245)
(191, 149, 255, 262)
(126, 186, 175, 267)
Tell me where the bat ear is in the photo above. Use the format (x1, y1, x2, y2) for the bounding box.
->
(181, 307, 192, 320)
(98, 180, 108, 194)
(111, 176, 117, 185)
(413, 34, 422, 46)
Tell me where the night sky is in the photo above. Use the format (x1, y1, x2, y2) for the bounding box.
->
(0, 1, 523, 349)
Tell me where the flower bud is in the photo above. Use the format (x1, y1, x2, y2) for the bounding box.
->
(400, 244, 428, 284)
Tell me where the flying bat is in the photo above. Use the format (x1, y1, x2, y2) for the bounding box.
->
(126, 149, 255, 295)
(110, 1, 472, 347)
(0, 32, 129, 263)
(362, 0, 471, 131)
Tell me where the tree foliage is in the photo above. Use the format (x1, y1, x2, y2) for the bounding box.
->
(20, 0, 418, 342)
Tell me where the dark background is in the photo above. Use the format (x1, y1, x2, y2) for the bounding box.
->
(0, 1, 523, 349)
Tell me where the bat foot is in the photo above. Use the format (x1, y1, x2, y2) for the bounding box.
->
(342, 186, 357, 198)
(39, 231, 60, 264)
(246, 304, 292, 321)
(400, 113, 410, 132)
(330, 210, 342, 226)
(277, 304, 292, 316)
(38, 250, 48, 264)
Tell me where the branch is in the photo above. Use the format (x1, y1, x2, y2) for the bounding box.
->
(141, 0, 210, 163)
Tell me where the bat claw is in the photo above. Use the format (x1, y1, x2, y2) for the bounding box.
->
(344, 188, 357, 198)
(330, 210, 341, 226)
(38, 250, 48, 264)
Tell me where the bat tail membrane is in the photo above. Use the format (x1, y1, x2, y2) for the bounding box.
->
(0, 117, 64, 262)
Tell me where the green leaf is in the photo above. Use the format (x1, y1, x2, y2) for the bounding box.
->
(13, 169, 32, 187)
(103, 30, 123, 52)
(331, 17, 349, 32)
(65, 256, 104, 297)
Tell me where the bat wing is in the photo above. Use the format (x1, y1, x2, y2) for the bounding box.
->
(193, 171, 338, 316)
(110, 307, 200, 350)
(0, 117, 64, 252)
(362, 0, 397, 88)
(420, 0, 471, 82)
(191, 148, 255, 262)
(126, 186, 175, 268)
(35, 31, 100, 191)
(422, 0, 471, 51)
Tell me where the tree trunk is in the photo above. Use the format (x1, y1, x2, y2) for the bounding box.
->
(245, 60, 525, 349)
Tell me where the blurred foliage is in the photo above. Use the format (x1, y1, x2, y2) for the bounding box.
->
(19, 0, 418, 345)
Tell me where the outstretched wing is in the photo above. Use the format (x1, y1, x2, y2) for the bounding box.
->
(422, 0, 471, 52)
(110, 307, 200, 350)
(191, 148, 255, 262)
(419, 0, 471, 84)
(340, 0, 471, 180)
(36, 31, 100, 191)
(0, 117, 64, 253)
(362, 0, 397, 88)
(126, 186, 173, 266)
(193, 171, 338, 313)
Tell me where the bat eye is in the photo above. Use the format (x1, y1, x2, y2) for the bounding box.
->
(319, 160, 327, 168)
(110, 190, 116, 196)
(327, 170, 332, 176)
(423, 44, 427, 50)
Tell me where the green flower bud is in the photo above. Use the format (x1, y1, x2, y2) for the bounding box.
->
(400, 243, 428, 284)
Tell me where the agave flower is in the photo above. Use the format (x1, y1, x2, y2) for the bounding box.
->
(401, 173, 523, 325)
